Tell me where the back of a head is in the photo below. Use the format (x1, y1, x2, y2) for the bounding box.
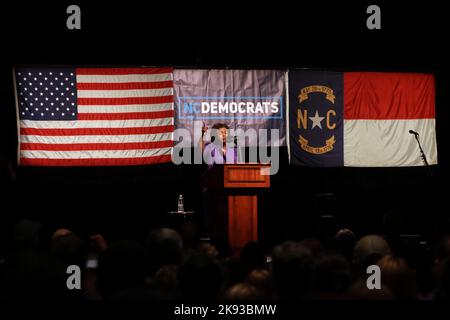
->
(50, 231, 86, 266)
(245, 269, 272, 298)
(51, 228, 72, 240)
(98, 239, 145, 298)
(240, 242, 266, 275)
(178, 253, 223, 301)
(377, 255, 417, 300)
(246, 269, 271, 287)
(145, 228, 183, 273)
(299, 238, 323, 256)
(222, 283, 260, 300)
(335, 229, 356, 261)
(353, 235, 390, 272)
(197, 242, 219, 258)
(271, 241, 313, 299)
(313, 252, 352, 295)
(146, 228, 183, 248)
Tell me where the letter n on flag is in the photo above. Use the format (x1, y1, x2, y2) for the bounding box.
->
(288, 71, 437, 167)
(14, 67, 174, 166)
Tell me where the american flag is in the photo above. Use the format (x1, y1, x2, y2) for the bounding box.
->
(15, 67, 174, 166)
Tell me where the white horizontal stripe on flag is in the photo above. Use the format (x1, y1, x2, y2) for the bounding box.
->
(76, 73, 172, 83)
(20, 117, 173, 129)
(20, 147, 172, 159)
(344, 119, 437, 167)
(77, 88, 173, 99)
(20, 133, 173, 144)
(77, 103, 173, 113)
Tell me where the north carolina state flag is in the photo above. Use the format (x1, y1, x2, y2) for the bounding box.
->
(288, 71, 437, 167)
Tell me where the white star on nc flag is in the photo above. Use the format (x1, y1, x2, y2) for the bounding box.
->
(309, 110, 325, 129)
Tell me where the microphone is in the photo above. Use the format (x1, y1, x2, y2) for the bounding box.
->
(409, 130, 419, 136)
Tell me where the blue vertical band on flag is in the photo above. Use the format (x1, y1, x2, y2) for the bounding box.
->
(288, 71, 344, 167)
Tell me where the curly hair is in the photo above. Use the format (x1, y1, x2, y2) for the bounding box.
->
(211, 123, 229, 130)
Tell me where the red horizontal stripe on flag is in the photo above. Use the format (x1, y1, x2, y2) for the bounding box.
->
(20, 125, 174, 136)
(77, 110, 174, 121)
(77, 96, 174, 105)
(20, 154, 172, 166)
(76, 68, 173, 75)
(21, 140, 173, 151)
(76, 81, 174, 90)
(344, 72, 435, 120)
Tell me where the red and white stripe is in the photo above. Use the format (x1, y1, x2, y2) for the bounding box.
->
(19, 68, 174, 166)
(343, 72, 437, 167)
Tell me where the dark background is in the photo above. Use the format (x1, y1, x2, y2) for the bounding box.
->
(0, 1, 448, 250)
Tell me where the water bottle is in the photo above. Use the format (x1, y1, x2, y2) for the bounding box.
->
(177, 194, 184, 212)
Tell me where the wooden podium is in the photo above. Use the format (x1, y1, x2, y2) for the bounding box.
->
(202, 163, 270, 255)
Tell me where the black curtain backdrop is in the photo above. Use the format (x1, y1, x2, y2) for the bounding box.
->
(0, 1, 449, 250)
